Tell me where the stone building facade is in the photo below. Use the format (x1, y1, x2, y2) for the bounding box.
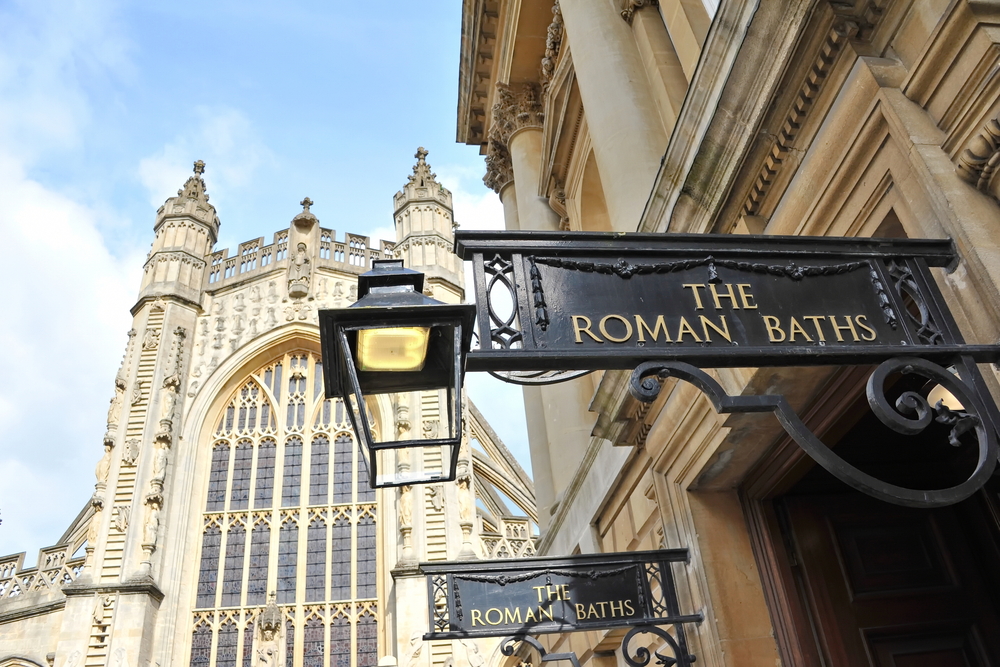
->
(0, 152, 538, 667)
(460, 0, 1000, 665)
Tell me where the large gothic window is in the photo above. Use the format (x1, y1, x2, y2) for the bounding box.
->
(191, 351, 378, 667)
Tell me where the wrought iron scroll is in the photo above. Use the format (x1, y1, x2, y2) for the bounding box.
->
(501, 625, 696, 667)
(629, 358, 998, 508)
(621, 625, 697, 667)
(482, 254, 524, 350)
(430, 574, 450, 632)
(501, 636, 582, 667)
(888, 260, 945, 344)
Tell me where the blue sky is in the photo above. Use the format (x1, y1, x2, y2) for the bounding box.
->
(0, 0, 528, 561)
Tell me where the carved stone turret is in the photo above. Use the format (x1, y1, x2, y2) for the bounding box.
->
(393, 148, 464, 304)
(139, 161, 220, 306)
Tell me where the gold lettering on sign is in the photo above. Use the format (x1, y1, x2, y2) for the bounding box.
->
(803, 315, 827, 341)
(676, 317, 701, 342)
(635, 315, 672, 343)
(572, 316, 603, 343)
(737, 284, 757, 309)
(709, 283, 739, 309)
(683, 284, 706, 310)
(599, 315, 632, 343)
(828, 315, 860, 342)
(763, 316, 785, 342)
(788, 317, 811, 342)
(699, 315, 731, 342)
(856, 315, 877, 341)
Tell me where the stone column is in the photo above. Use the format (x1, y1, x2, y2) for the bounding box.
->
(628, 4, 689, 132)
(499, 183, 520, 230)
(559, 0, 668, 231)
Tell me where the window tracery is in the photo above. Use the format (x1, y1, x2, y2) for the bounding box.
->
(191, 351, 378, 667)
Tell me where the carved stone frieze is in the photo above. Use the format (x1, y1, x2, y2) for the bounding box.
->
(540, 3, 564, 90)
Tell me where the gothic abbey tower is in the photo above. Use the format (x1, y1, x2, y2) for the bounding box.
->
(0, 151, 537, 667)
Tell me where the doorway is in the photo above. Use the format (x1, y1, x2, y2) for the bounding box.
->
(744, 370, 1000, 666)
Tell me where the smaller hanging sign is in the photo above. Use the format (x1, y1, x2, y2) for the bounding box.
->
(422, 549, 702, 639)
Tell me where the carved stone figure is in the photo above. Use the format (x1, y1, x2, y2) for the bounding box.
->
(422, 420, 439, 439)
(113, 505, 130, 532)
(150, 443, 168, 488)
(107, 377, 126, 429)
(142, 501, 160, 546)
(461, 639, 484, 667)
(404, 631, 423, 667)
(250, 285, 262, 303)
(458, 476, 474, 522)
(142, 328, 160, 350)
(122, 439, 140, 466)
(87, 496, 104, 546)
(64, 651, 81, 667)
(267, 281, 279, 304)
(95, 441, 114, 485)
(399, 485, 413, 527)
(427, 485, 444, 512)
(234, 293, 246, 311)
(287, 242, 312, 298)
(131, 380, 144, 406)
(159, 375, 180, 425)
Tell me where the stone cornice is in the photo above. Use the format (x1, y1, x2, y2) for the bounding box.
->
(62, 577, 165, 602)
(458, 0, 501, 146)
(0, 598, 65, 625)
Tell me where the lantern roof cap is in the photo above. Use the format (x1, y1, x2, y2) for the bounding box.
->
(357, 259, 425, 299)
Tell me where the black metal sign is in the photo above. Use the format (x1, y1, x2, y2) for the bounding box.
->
(422, 549, 701, 640)
(454, 231, 1000, 509)
(455, 231, 1000, 370)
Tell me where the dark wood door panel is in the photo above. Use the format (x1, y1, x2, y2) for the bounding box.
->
(867, 624, 991, 667)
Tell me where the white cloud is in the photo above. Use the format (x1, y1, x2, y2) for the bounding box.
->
(0, 0, 142, 559)
(138, 106, 274, 211)
(0, 154, 142, 559)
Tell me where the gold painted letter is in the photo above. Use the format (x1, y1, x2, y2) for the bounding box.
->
(763, 316, 785, 342)
(572, 316, 603, 343)
(599, 315, 633, 343)
(635, 315, 671, 342)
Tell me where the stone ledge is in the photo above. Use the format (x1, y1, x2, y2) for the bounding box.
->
(62, 577, 164, 603)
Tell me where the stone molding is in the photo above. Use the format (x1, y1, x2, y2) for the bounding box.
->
(956, 117, 1000, 200)
(741, 18, 859, 217)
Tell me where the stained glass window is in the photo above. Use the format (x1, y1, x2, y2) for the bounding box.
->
(196, 526, 221, 608)
(306, 518, 327, 602)
(230, 443, 252, 510)
(309, 436, 330, 505)
(207, 444, 230, 512)
(277, 520, 298, 604)
(357, 612, 378, 667)
(331, 617, 351, 667)
(247, 523, 270, 606)
(190, 623, 212, 667)
(194, 351, 379, 667)
(216, 621, 238, 667)
(333, 435, 353, 504)
(331, 517, 351, 601)
(281, 437, 303, 507)
(254, 440, 276, 508)
(357, 516, 376, 599)
(221, 524, 246, 607)
(303, 617, 325, 667)
(242, 623, 254, 667)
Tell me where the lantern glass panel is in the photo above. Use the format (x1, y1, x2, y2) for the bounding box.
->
(338, 323, 464, 488)
(356, 326, 430, 372)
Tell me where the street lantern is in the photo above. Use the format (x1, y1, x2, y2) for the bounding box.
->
(319, 260, 476, 488)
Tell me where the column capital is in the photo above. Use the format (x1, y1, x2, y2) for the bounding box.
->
(620, 0, 658, 24)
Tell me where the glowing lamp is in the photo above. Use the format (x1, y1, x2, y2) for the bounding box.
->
(319, 260, 476, 488)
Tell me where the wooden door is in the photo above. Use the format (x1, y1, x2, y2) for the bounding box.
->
(780, 491, 1000, 666)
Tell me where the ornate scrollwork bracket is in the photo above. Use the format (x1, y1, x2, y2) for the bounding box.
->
(621, 625, 697, 667)
(501, 635, 581, 667)
(629, 358, 998, 508)
(501, 625, 697, 667)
